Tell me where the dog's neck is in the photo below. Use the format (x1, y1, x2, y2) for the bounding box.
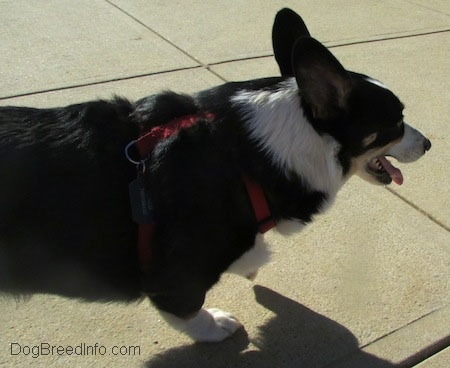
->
(231, 78, 344, 197)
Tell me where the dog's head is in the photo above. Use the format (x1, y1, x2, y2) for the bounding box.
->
(272, 8, 431, 185)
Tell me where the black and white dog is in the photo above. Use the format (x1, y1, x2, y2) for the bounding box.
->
(0, 9, 430, 342)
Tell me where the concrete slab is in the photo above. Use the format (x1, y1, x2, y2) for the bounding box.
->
(0, 0, 198, 99)
(210, 56, 279, 81)
(329, 306, 450, 367)
(0, 295, 158, 367)
(413, 346, 450, 368)
(109, 0, 450, 64)
(0, 68, 222, 108)
(248, 178, 449, 345)
(405, 0, 450, 15)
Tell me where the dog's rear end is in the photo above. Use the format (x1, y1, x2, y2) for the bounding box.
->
(0, 101, 143, 300)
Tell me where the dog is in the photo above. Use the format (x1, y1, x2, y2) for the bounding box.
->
(0, 8, 431, 342)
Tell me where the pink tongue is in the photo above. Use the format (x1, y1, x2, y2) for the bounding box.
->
(378, 157, 403, 185)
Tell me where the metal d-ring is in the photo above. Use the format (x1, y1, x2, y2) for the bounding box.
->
(125, 140, 149, 174)
(125, 140, 144, 165)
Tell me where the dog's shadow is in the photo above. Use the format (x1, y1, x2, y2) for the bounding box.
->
(145, 286, 395, 368)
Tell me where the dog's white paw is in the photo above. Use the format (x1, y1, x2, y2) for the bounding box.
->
(189, 308, 242, 342)
(203, 308, 242, 340)
(162, 308, 242, 342)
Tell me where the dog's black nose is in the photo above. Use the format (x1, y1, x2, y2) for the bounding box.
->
(424, 138, 432, 152)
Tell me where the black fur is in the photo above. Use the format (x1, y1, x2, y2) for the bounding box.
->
(272, 8, 311, 76)
(0, 99, 141, 300)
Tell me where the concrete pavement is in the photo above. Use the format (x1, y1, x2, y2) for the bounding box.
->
(0, 1, 449, 367)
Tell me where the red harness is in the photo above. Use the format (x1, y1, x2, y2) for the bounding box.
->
(126, 113, 276, 271)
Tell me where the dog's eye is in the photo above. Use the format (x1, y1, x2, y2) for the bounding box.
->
(363, 133, 378, 147)
(397, 119, 404, 127)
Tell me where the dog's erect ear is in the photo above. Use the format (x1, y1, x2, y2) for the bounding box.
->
(293, 37, 351, 120)
(272, 8, 311, 77)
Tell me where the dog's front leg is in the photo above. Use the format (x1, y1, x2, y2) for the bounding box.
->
(147, 274, 243, 342)
(159, 308, 242, 342)
(225, 235, 271, 280)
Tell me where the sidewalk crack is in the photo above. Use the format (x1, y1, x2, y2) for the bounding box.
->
(104, 0, 206, 67)
(385, 187, 450, 232)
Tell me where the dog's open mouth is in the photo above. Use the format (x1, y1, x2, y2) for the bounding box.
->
(366, 156, 404, 185)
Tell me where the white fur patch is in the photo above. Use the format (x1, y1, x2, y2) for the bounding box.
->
(226, 235, 271, 279)
(366, 77, 388, 90)
(159, 308, 242, 342)
(275, 219, 306, 237)
(231, 78, 343, 196)
(387, 123, 428, 163)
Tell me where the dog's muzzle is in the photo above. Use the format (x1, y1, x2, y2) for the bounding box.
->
(387, 123, 431, 163)
(364, 123, 431, 186)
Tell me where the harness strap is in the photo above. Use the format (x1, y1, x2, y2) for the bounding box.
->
(138, 223, 154, 272)
(135, 113, 215, 158)
(127, 112, 275, 272)
(242, 175, 277, 233)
